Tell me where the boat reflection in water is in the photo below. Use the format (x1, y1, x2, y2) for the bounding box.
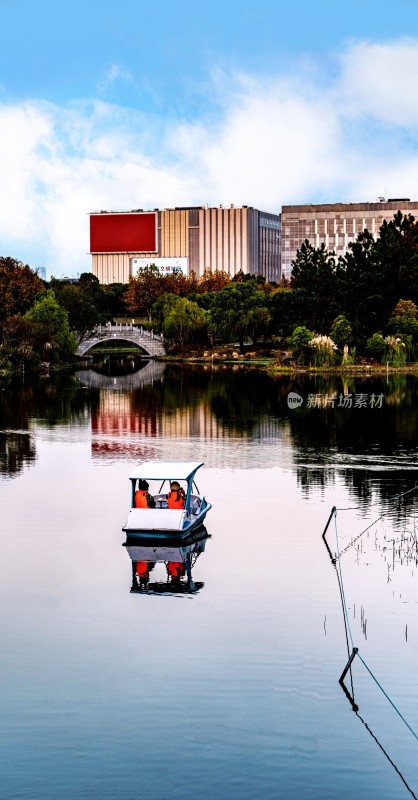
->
(123, 528, 210, 595)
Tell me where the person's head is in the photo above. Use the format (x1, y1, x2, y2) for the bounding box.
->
(137, 479, 149, 491)
(170, 481, 180, 491)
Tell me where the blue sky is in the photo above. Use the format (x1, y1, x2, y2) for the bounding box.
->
(1, 0, 418, 276)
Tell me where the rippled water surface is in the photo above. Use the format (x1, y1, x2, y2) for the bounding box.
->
(1, 362, 418, 799)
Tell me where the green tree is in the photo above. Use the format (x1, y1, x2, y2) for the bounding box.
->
(208, 282, 270, 351)
(291, 242, 338, 330)
(152, 293, 177, 329)
(268, 288, 297, 337)
(52, 283, 99, 340)
(160, 296, 208, 346)
(366, 333, 387, 362)
(287, 325, 313, 364)
(77, 272, 105, 303)
(100, 282, 127, 319)
(24, 290, 77, 360)
(336, 215, 418, 344)
(232, 270, 264, 285)
(376, 213, 418, 304)
(0, 315, 36, 370)
(330, 315, 353, 349)
(336, 230, 384, 342)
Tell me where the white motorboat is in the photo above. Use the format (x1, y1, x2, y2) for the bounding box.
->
(122, 461, 212, 539)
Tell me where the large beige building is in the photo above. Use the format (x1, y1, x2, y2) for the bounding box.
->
(280, 198, 418, 278)
(90, 205, 281, 284)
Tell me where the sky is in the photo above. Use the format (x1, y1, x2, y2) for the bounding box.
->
(1, 0, 418, 277)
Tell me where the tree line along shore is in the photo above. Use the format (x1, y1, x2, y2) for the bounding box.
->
(2, 211, 418, 375)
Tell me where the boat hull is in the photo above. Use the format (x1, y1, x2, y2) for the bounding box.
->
(122, 506, 211, 539)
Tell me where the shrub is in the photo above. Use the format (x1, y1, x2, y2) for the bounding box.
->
(309, 334, 338, 367)
(287, 326, 313, 364)
(385, 335, 407, 366)
(330, 315, 353, 349)
(366, 333, 386, 362)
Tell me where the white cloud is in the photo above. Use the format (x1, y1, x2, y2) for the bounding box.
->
(0, 102, 53, 238)
(339, 39, 418, 126)
(171, 79, 343, 209)
(1, 38, 418, 277)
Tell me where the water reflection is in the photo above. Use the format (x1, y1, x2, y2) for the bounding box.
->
(323, 492, 418, 642)
(0, 431, 36, 475)
(90, 353, 150, 377)
(71, 363, 418, 510)
(2, 363, 418, 509)
(338, 653, 418, 800)
(0, 374, 99, 430)
(0, 374, 99, 476)
(124, 530, 209, 595)
(3, 363, 418, 798)
(354, 710, 418, 800)
(74, 359, 165, 391)
(75, 362, 164, 459)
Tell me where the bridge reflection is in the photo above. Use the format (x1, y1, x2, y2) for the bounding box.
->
(75, 363, 165, 457)
(74, 360, 165, 391)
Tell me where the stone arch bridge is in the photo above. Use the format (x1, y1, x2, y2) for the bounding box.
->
(77, 324, 165, 357)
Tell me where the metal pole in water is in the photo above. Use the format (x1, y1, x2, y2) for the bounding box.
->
(339, 647, 359, 711)
(322, 506, 336, 563)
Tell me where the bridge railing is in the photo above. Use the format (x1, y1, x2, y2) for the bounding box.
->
(96, 323, 164, 341)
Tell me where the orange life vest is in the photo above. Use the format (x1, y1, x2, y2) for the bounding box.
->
(167, 490, 185, 510)
(135, 490, 149, 508)
(167, 561, 185, 578)
(136, 561, 150, 578)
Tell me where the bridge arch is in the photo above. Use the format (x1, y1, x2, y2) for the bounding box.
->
(76, 324, 165, 358)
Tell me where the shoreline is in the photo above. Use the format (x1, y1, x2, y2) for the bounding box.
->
(154, 354, 418, 375)
(2, 353, 418, 379)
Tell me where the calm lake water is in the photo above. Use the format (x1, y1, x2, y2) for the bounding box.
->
(1, 360, 418, 799)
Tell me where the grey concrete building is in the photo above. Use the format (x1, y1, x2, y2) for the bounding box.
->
(280, 198, 418, 278)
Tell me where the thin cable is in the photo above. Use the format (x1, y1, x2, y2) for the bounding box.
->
(337, 513, 384, 559)
(357, 653, 418, 743)
(334, 511, 354, 647)
(333, 509, 418, 744)
(337, 486, 418, 559)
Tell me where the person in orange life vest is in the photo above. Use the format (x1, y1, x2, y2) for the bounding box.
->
(134, 560, 155, 588)
(167, 561, 186, 580)
(167, 480, 186, 509)
(134, 479, 156, 509)
(136, 561, 151, 578)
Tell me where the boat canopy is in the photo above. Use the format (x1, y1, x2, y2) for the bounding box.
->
(128, 461, 204, 482)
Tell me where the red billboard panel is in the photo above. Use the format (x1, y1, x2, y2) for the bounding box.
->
(90, 212, 157, 253)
